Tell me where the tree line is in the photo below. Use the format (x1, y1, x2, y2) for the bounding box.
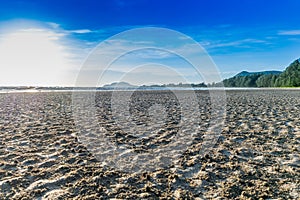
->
(210, 59, 300, 87)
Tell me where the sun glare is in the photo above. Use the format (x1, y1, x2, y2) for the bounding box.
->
(0, 28, 71, 86)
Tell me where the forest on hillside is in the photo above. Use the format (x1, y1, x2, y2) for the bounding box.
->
(213, 59, 300, 87)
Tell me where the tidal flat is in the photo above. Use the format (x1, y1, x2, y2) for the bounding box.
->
(0, 90, 299, 199)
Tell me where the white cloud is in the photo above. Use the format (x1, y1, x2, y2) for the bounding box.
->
(45, 22, 92, 34)
(207, 38, 266, 48)
(47, 22, 60, 29)
(131, 49, 174, 59)
(0, 27, 77, 86)
(69, 29, 93, 34)
(278, 30, 300, 35)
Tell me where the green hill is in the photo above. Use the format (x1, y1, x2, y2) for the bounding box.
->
(235, 70, 281, 77)
(273, 59, 300, 87)
(219, 59, 300, 87)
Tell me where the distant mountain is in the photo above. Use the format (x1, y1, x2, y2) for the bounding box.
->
(102, 82, 137, 89)
(100, 81, 207, 89)
(235, 70, 282, 77)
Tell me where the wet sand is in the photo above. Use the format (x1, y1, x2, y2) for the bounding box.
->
(0, 90, 299, 199)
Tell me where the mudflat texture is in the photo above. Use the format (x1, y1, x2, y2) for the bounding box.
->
(0, 90, 299, 199)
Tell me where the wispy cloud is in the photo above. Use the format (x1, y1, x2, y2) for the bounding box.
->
(69, 29, 93, 34)
(3, 21, 289, 85)
(132, 49, 174, 59)
(278, 30, 300, 35)
(47, 22, 60, 29)
(214, 24, 232, 28)
(46, 22, 93, 35)
(206, 38, 267, 48)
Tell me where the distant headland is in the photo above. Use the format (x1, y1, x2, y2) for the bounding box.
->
(1, 58, 299, 91)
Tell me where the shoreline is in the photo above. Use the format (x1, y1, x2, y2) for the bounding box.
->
(2, 87, 300, 94)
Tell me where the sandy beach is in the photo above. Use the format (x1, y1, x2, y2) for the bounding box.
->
(0, 90, 299, 199)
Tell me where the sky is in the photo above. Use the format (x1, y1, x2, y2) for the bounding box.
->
(0, 0, 300, 86)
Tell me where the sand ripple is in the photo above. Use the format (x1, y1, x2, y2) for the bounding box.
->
(0, 90, 299, 199)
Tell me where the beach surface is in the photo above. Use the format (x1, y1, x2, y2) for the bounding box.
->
(0, 90, 299, 199)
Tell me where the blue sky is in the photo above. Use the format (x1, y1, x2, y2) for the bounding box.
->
(0, 0, 300, 86)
